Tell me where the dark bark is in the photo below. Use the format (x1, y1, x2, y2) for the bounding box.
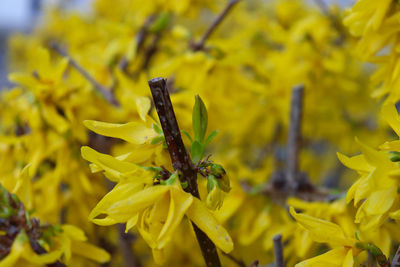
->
(148, 77, 221, 267)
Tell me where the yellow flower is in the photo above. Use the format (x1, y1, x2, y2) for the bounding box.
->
(338, 137, 399, 230)
(88, 170, 233, 264)
(290, 207, 357, 267)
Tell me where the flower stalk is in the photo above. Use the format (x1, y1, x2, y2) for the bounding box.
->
(148, 77, 221, 267)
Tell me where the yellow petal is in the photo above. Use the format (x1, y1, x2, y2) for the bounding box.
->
(342, 249, 353, 267)
(380, 140, 400, 151)
(337, 152, 372, 173)
(186, 198, 233, 253)
(157, 187, 193, 248)
(81, 146, 143, 182)
(390, 209, 400, 220)
(61, 225, 87, 241)
(84, 120, 156, 144)
(42, 105, 69, 133)
(381, 102, 400, 137)
(71, 241, 110, 263)
(107, 185, 170, 222)
(12, 164, 33, 210)
(152, 248, 166, 265)
(136, 97, 151, 121)
(289, 207, 355, 247)
(355, 138, 391, 168)
(89, 182, 146, 224)
(295, 247, 349, 267)
(125, 214, 139, 232)
(25, 248, 64, 265)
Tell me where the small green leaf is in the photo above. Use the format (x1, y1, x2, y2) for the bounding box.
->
(210, 163, 226, 177)
(355, 242, 386, 264)
(205, 130, 218, 145)
(149, 13, 170, 33)
(192, 95, 208, 142)
(181, 181, 188, 189)
(166, 172, 179, 185)
(390, 151, 400, 162)
(141, 166, 163, 173)
(191, 140, 204, 163)
(150, 136, 165, 145)
(354, 230, 360, 240)
(207, 175, 218, 192)
(152, 124, 163, 134)
(181, 130, 193, 143)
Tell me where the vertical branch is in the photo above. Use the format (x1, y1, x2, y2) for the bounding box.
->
(273, 234, 285, 267)
(148, 77, 221, 267)
(286, 85, 304, 188)
(191, 0, 240, 51)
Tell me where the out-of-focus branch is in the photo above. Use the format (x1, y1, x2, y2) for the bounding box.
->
(49, 42, 119, 106)
(191, 0, 240, 51)
(286, 85, 304, 188)
(119, 15, 156, 73)
(116, 224, 142, 267)
(273, 235, 285, 267)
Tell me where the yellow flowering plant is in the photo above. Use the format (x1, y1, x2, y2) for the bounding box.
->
(4, 0, 400, 266)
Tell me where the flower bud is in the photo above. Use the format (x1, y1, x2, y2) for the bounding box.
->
(206, 176, 225, 210)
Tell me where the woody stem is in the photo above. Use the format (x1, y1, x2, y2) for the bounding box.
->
(148, 77, 221, 267)
(286, 85, 304, 188)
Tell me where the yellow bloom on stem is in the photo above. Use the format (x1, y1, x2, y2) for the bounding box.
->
(88, 172, 233, 264)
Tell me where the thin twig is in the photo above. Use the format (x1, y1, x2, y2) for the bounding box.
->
(286, 85, 304, 188)
(148, 77, 221, 267)
(136, 15, 156, 54)
(273, 235, 285, 267)
(118, 15, 156, 73)
(141, 33, 162, 72)
(222, 252, 246, 267)
(392, 245, 400, 267)
(49, 42, 119, 106)
(191, 0, 240, 51)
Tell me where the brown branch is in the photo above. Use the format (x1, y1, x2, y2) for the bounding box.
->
(191, 0, 240, 51)
(286, 85, 304, 189)
(148, 77, 221, 267)
(273, 235, 285, 267)
(392, 246, 400, 267)
(49, 42, 119, 106)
